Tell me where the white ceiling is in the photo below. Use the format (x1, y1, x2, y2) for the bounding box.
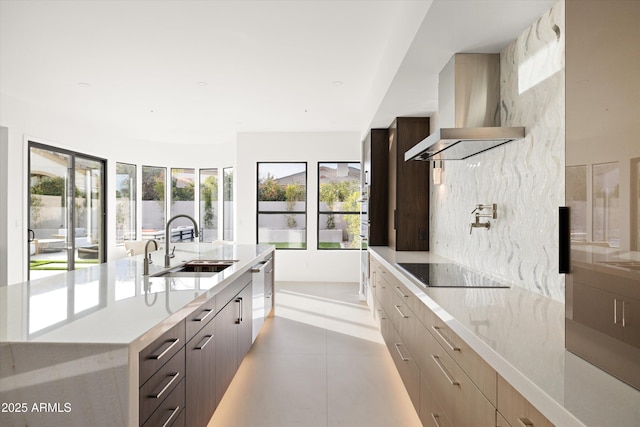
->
(0, 0, 556, 145)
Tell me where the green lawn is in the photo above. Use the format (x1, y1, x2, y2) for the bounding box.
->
(30, 259, 99, 270)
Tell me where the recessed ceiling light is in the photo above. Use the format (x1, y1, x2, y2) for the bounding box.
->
(198, 81, 208, 86)
(332, 81, 343, 86)
(78, 82, 90, 88)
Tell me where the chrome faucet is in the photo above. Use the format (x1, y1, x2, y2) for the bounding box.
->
(470, 204, 497, 234)
(164, 214, 199, 267)
(144, 239, 159, 275)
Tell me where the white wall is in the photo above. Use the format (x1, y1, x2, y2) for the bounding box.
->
(0, 126, 8, 286)
(236, 132, 361, 282)
(0, 93, 235, 285)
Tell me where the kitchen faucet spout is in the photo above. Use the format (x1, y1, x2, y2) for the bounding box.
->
(143, 239, 159, 275)
(164, 214, 199, 267)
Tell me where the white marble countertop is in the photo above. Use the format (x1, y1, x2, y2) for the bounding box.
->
(369, 247, 640, 427)
(0, 243, 274, 345)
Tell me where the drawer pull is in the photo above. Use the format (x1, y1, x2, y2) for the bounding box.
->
(431, 413, 442, 427)
(518, 418, 534, 427)
(394, 343, 410, 362)
(161, 406, 181, 427)
(431, 355, 459, 386)
(195, 334, 214, 350)
(193, 308, 214, 322)
(395, 286, 408, 298)
(394, 305, 409, 319)
(431, 325, 461, 352)
(149, 338, 180, 360)
(376, 309, 387, 320)
(150, 372, 181, 399)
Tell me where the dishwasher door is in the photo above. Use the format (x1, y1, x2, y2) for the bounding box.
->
(251, 258, 272, 343)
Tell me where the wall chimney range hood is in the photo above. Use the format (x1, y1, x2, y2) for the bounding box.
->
(405, 53, 525, 162)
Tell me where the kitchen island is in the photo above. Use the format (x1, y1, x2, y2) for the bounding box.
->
(368, 247, 640, 427)
(0, 243, 274, 427)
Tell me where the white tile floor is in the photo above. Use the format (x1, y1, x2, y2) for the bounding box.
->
(208, 282, 422, 427)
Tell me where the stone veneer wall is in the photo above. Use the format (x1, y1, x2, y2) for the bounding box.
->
(430, 1, 565, 301)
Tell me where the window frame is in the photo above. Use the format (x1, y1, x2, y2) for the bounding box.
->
(317, 161, 361, 250)
(256, 161, 308, 250)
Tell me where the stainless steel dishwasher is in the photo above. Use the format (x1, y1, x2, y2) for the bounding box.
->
(251, 257, 273, 343)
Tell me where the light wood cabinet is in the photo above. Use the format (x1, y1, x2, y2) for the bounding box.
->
(419, 372, 452, 427)
(497, 375, 554, 427)
(369, 255, 557, 427)
(372, 257, 497, 426)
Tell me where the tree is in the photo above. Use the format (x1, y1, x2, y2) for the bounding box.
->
(258, 174, 286, 201)
(201, 175, 218, 228)
(284, 182, 305, 228)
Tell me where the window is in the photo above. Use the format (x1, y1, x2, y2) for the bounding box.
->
(170, 168, 196, 239)
(115, 162, 136, 244)
(257, 162, 307, 249)
(318, 162, 361, 249)
(141, 166, 166, 239)
(223, 167, 234, 241)
(200, 168, 219, 242)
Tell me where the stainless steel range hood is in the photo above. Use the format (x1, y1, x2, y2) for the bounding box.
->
(405, 53, 525, 161)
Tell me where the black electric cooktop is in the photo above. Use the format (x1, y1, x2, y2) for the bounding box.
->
(396, 263, 510, 288)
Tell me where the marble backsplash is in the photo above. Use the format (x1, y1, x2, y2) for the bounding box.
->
(430, 0, 565, 301)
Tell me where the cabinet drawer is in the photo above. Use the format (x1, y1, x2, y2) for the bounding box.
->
(429, 313, 497, 406)
(386, 321, 420, 410)
(140, 347, 185, 425)
(141, 377, 185, 427)
(384, 267, 431, 328)
(497, 375, 554, 427)
(140, 320, 186, 386)
(423, 330, 495, 426)
(215, 271, 251, 313)
(420, 371, 452, 427)
(186, 295, 216, 342)
(389, 290, 429, 373)
(497, 412, 511, 427)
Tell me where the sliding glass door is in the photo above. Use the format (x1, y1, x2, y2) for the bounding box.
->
(28, 142, 106, 279)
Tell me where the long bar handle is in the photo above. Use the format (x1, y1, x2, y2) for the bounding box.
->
(394, 305, 409, 319)
(195, 334, 214, 350)
(431, 355, 459, 386)
(376, 309, 386, 320)
(559, 207, 570, 273)
(431, 413, 442, 427)
(518, 418, 534, 427)
(149, 338, 180, 360)
(432, 325, 460, 352)
(235, 297, 242, 324)
(193, 308, 213, 322)
(395, 286, 408, 298)
(161, 406, 181, 427)
(394, 343, 410, 362)
(150, 372, 180, 399)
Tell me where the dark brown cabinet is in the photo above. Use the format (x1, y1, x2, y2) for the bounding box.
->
(362, 128, 389, 246)
(387, 117, 430, 251)
(214, 274, 253, 408)
(186, 314, 217, 427)
(139, 267, 264, 427)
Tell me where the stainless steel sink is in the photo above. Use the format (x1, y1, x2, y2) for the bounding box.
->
(152, 260, 238, 278)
